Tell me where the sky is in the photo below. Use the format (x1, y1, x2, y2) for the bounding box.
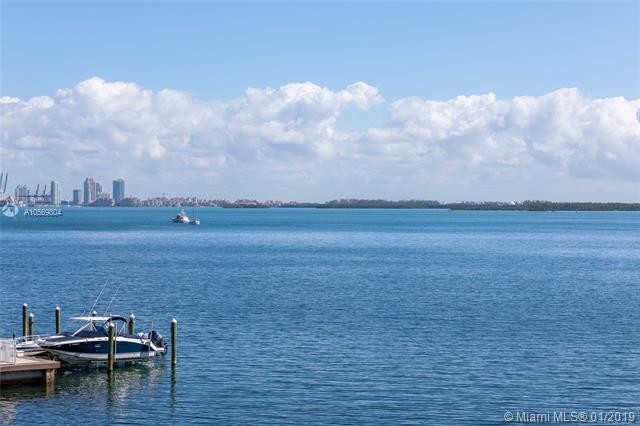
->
(1, 0, 639, 201)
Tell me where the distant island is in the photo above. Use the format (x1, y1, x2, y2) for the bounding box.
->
(5, 194, 639, 211)
(90, 198, 640, 211)
(281, 199, 640, 211)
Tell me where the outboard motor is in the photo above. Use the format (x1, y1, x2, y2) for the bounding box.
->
(149, 330, 165, 349)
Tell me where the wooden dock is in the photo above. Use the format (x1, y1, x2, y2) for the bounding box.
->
(0, 356, 60, 386)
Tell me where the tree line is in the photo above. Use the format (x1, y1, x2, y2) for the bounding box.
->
(281, 199, 640, 211)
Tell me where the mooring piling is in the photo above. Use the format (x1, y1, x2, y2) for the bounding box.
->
(55, 306, 61, 334)
(171, 318, 177, 366)
(128, 313, 135, 335)
(107, 322, 115, 372)
(22, 304, 28, 337)
(28, 313, 34, 338)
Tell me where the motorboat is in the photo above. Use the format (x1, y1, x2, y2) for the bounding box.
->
(172, 210, 190, 223)
(15, 336, 47, 356)
(37, 315, 167, 366)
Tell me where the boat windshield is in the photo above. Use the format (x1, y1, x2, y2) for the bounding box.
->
(70, 316, 128, 336)
(97, 322, 108, 332)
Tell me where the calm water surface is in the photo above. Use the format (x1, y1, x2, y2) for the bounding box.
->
(1, 209, 639, 425)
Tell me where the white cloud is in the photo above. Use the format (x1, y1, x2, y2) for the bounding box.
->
(366, 88, 640, 181)
(1, 78, 638, 200)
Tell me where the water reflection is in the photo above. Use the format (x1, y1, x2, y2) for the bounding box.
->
(170, 366, 177, 417)
(0, 377, 58, 424)
(0, 362, 168, 424)
(63, 363, 165, 400)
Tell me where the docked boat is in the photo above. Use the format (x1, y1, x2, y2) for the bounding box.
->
(37, 315, 167, 365)
(172, 210, 190, 223)
(15, 336, 47, 356)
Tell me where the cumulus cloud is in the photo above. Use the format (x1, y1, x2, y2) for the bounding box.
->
(366, 89, 640, 181)
(0, 77, 638, 199)
(1, 77, 382, 168)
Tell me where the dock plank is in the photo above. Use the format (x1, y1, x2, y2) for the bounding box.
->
(0, 356, 60, 373)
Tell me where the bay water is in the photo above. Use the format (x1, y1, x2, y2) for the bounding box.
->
(1, 208, 639, 424)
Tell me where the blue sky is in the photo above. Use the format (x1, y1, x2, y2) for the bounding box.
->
(1, 1, 639, 201)
(3, 1, 638, 101)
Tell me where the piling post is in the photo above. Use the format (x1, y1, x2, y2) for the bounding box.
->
(91, 310, 97, 328)
(55, 306, 61, 334)
(128, 313, 135, 335)
(22, 304, 28, 337)
(28, 313, 35, 339)
(107, 322, 115, 372)
(171, 319, 177, 366)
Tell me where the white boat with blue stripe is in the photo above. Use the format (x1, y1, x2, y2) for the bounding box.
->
(38, 315, 167, 366)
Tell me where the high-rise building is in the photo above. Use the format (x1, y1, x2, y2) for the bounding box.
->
(83, 177, 96, 205)
(50, 181, 61, 205)
(72, 189, 81, 206)
(95, 182, 103, 197)
(15, 185, 29, 202)
(112, 179, 125, 203)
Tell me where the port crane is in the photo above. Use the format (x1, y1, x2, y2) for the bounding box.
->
(21, 183, 49, 205)
(0, 174, 52, 205)
(0, 172, 8, 198)
(30, 184, 49, 204)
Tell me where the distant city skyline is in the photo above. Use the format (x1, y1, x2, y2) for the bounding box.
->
(7, 175, 127, 205)
(1, 2, 639, 202)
